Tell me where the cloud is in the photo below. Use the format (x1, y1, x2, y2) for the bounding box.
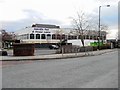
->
(0, 0, 118, 34)
(91, 4, 118, 30)
(0, 0, 4, 3)
(96, 0, 119, 5)
(1, 9, 62, 31)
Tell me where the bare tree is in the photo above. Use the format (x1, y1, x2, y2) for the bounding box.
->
(71, 11, 108, 52)
(1, 29, 13, 41)
(72, 11, 90, 47)
(0, 29, 16, 48)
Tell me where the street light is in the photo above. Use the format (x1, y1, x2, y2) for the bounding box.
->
(98, 5, 110, 50)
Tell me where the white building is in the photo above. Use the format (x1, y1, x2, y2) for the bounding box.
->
(15, 24, 106, 47)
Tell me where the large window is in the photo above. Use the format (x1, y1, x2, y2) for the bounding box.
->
(41, 34, 46, 39)
(62, 34, 65, 39)
(86, 35, 90, 39)
(103, 36, 106, 40)
(52, 34, 56, 39)
(78, 35, 85, 39)
(36, 34, 40, 39)
(94, 36, 97, 40)
(100, 36, 103, 40)
(56, 34, 61, 39)
(30, 34, 34, 39)
(72, 36, 77, 39)
(68, 35, 72, 40)
(90, 36, 93, 40)
(23, 34, 28, 39)
(27, 34, 29, 39)
(47, 34, 51, 39)
(78, 35, 81, 39)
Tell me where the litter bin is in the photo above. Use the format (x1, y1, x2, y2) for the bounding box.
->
(13, 43, 34, 56)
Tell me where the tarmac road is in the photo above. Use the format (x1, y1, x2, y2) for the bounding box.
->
(2, 50, 118, 88)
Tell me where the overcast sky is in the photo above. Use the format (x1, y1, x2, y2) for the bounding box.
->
(0, 0, 119, 39)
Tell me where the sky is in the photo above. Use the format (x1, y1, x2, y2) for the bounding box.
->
(0, 0, 119, 39)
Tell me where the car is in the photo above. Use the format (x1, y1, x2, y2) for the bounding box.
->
(49, 45, 59, 49)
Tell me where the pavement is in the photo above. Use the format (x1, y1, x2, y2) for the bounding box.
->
(1, 49, 117, 61)
(6, 49, 57, 56)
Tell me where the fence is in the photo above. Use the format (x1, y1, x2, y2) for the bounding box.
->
(56, 44, 111, 54)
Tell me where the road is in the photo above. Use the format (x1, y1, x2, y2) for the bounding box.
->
(2, 50, 118, 88)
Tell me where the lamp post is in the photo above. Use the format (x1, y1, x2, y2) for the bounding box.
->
(98, 5, 110, 50)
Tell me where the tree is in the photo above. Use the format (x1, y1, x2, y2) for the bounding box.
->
(72, 12, 90, 47)
(1, 29, 13, 41)
(0, 29, 16, 48)
(72, 11, 108, 47)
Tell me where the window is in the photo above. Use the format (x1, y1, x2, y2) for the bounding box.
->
(68, 35, 72, 40)
(23, 34, 27, 39)
(83, 35, 85, 39)
(27, 34, 29, 39)
(71, 36, 74, 39)
(36, 34, 40, 39)
(100, 36, 102, 40)
(90, 36, 93, 40)
(72, 36, 77, 39)
(30, 34, 34, 39)
(62, 34, 65, 39)
(103, 36, 106, 40)
(86, 35, 89, 39)
(47, 34, 51, 39)
(56, 34, 61, 39)
(94, 36, 97, 40)
(41, 34, 46, 39)
(52, 34, 56, 39)
(78, 35, 81, 39)
(22, 34, 28, 39)
(79, 35, 85, 39)
(65, 35, 67, 39)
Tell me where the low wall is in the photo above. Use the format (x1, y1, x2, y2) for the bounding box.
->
(13, 43, 35, 56)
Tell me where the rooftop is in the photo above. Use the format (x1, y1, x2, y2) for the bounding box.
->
(31, 24, 60, 29)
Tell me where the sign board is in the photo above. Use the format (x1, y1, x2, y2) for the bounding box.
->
(34, 28, 49, 30)
(32, 28, 51, 33)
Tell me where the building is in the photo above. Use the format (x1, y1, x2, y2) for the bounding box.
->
(15, 24, 107, 47)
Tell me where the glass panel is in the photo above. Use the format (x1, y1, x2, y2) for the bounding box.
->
(47, 34, 51, 39)
(78, 35, 81, 39)
(41, 34, 46, 39)
(27, 34, 29, 39)
(68, 35, 72, 40)
(30, 34, 34, 39)
(90, 36, 93, 40)
(62, 34, 65, 39)
(52, 34, 56, 39)
(57, 34, 61, 39)
(86, 35, 89, 39)
(36, 34, 40, 39)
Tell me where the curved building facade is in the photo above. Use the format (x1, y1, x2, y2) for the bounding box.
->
(15, 24, 106, 47)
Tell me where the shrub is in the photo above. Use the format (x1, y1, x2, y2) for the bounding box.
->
(92, 46, 98, 51)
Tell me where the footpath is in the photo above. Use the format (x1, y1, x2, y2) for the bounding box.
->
(1, 49, 117, 61)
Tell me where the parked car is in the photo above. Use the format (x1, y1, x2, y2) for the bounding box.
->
(49, 45, 59, 49)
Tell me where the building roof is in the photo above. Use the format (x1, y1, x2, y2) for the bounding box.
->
(32, 24, 60, 29)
